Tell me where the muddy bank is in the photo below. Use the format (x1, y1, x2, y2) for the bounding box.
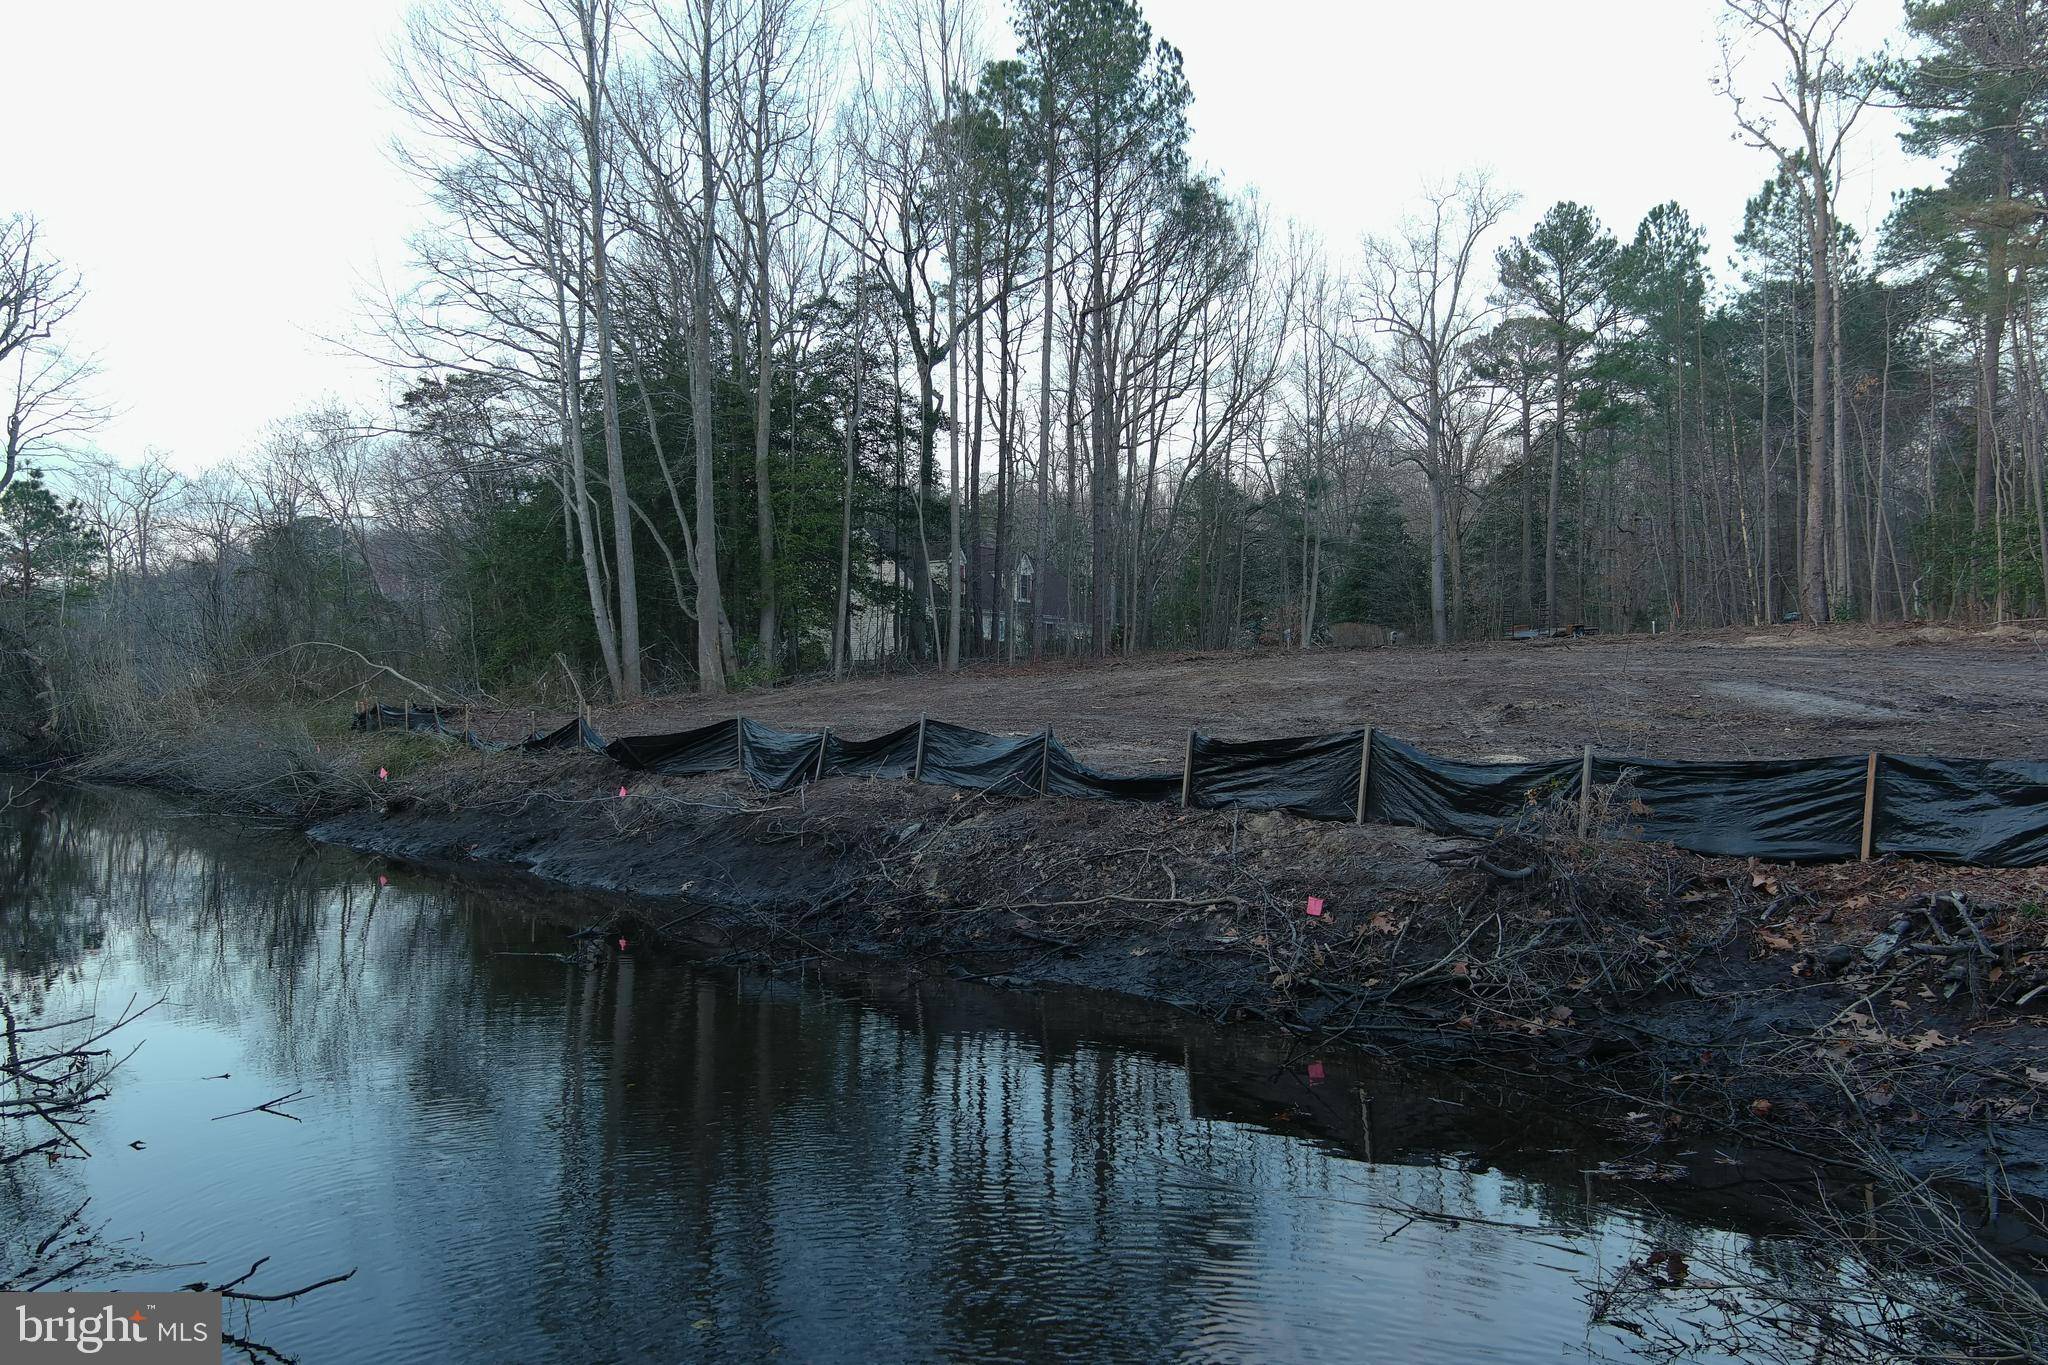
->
(302, 744, 2048, 1200)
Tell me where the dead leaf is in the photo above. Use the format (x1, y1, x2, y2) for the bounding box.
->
(1905, 1029, 1953, 1053)
(1748, 1098, 1773, 1119)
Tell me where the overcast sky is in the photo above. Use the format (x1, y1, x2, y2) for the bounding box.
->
(6, 0, 1917, 473)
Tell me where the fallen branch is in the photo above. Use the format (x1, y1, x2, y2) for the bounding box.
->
(192, 1256, 358, 1303)
(210, 1090, 305, 1123)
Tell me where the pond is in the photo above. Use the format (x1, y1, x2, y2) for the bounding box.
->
(2, 784, 1830, 1362)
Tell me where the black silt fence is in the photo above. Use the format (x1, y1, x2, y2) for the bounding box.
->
(349, 699, 2048, 869)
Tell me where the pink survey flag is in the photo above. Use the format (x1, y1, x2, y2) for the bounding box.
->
(377, 767, 388, 781)
(1306, 1061, 1326, 1084)
(618, 785, 629, 799)
(1306, 896, 1325, 917)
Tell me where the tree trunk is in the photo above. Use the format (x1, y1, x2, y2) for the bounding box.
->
(1546, 337, 1565, 625)
(581, 3, 639, 699)
(691, 9, 727, 694)
(832, 295, 864, 678)
(1800, 175, 1831, 625)
(752, 134, 779, 677)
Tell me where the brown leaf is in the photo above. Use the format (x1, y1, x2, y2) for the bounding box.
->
(1748, 1098, 1773, 1119)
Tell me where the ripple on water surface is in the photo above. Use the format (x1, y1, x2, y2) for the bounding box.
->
(4, 788, 1801, 1363)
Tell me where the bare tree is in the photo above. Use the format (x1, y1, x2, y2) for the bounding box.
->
(0, 215, 104, 497)
(1719, 0, 1878, 623)
(1343, 174, 1518, 644)
(390, 2, 633, 694)
(390, 0, 646, 697)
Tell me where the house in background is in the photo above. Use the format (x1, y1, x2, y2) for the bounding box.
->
(929, 543, 1088, 653)
(832, 540, 1086, 665)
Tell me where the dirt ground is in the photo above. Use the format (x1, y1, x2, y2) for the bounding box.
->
(508, 623, 2048, 770)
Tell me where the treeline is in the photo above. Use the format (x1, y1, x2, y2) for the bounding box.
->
(2, 0, 2045, 725)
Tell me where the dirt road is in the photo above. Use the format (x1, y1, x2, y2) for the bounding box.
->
(548, 625, 2047, 769)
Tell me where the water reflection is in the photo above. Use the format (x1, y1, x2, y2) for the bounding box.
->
(2, 785, 1798, 1362)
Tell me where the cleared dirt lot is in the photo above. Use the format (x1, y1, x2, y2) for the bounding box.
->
(546, 623, 2048, 770)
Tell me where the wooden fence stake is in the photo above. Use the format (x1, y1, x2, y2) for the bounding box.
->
(1180, 729, 1197, 809)
(1860, 752, 1880, 861)
(814, 728, 830, 783)
(1354, 726, 1374, 825)
(1577, 745, 1594, 838)
(737, 715, 747, 771)
(1038, 730, 1051, 796)
(403, 699, 413, 733)
(463, 704, 472, 743)
(913, 711, 928, 781)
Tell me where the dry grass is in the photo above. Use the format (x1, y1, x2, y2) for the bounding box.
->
(1589, 1144, 2048, 1363)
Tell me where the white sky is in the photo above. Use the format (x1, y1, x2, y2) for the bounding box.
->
(6, 0, 1919, 473)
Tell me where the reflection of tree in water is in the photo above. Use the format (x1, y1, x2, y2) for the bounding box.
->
(2, 786, 112, 1005)
(5, 785, 1841, 1362)
(493, 962, 1310, 1360)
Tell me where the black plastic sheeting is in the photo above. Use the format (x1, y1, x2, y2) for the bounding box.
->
(1367, 734, 1576, 838)
(521, 717, 609, 754)
(914, 720, 1044, 796)
(1593, 754, 1869, 863)
(1043, 735, 1182, 804)
(823, 722, 921, 780)
(355, 704, 466, 735)
(605, 718, 741, 776)
(352, 703, 2048, 868)
(355, 703, 505, 751)
(1872, 755, 2048, 868)
(740, 719, 827, 794)
(1188, 729, 1365, 822)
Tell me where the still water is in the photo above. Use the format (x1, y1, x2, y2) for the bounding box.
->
(2, 785, 1815, 1362)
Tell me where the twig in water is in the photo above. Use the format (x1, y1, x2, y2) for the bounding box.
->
(210, 1090, 305, 1123)
(191, 1255, 358, 1302)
